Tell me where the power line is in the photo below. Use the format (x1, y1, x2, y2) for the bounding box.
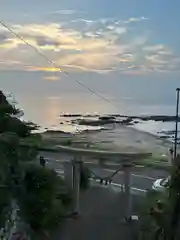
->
(0, 19, 120, 150)
(90, 166, 122, 181)
(0, 19, 119, 110)
(0, 20, 55, 68)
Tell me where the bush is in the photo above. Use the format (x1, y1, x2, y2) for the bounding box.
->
(0, 133, 22, 227)
(0, 91, 73, 236)
(139, 163, 180, 239)
(0, 90, 17, 115)
(0, 115, 37, 137)
(139, 189, 175, 240)
(18, 165, 72, 232)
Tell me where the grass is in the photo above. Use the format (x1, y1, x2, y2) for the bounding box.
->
(21, 134, 43, 146)
(134, 153, 171, 170)
(135, 161, 170, 171)
(41, 135, 114, 151)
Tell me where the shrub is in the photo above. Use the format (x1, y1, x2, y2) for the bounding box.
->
(139, 190, 168, 239)
(19, 164, 72, 232)
(0, 90, 72, 237)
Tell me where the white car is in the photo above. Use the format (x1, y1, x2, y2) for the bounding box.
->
(152, 177, 170, 192)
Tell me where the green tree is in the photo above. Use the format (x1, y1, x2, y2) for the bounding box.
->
(0, 91, 72, 236)
(0, 133, 22, 227)
(19, 164, 72, 233)
(139, 163, 180, 240)
(0, 90, 17, 115)
(167, 164, 180, 239)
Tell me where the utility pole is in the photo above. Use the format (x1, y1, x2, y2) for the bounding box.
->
(174, 88, 180, 161)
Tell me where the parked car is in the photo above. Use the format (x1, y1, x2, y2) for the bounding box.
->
(152, 177, 170, 192)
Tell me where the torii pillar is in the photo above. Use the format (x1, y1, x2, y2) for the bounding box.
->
(122, 162, 134, 221)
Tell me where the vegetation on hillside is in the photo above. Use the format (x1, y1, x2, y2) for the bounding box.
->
(139, 163, 180, 239)
(0, 90, 72, 237)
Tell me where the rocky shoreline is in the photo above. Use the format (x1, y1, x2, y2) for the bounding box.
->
(38, 112, 180, 156)
(60, 113, 180, 125)
(58, 113, 180, 144)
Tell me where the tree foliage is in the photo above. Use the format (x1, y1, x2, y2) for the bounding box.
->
(0, 90, 72, 235)
(0, 90, 17, 115)
(140, 163, 180, 240)
(19, 164, 72, 232)
(0, 114, 38, 137)
(167, 164, 180, 239)
(0, 91, 38, 137)
(0, 133, 22, 226)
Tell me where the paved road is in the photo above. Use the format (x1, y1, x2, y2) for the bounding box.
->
(52, 187, 142, 240)
(39, 151, 169, 193)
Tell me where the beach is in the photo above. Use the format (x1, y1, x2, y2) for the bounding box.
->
(41, 120, 174, 159)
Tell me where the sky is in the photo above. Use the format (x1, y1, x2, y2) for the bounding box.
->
(0, 0, 180, 117)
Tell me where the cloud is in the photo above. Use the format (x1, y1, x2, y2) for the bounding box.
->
(71, 19, 95, 24)
(43, 76, 60, 81)
(71, 16, 148, 26)
(123, 17, 149, 24)
(142, 43, 180, 73)
(35, 37, 60, 47)
(143, 44, 166, 52)
(0, 60, 22, 65)
(50, 10, 79, 15)
(0, 59, 23, 70)
(0, 21, 127, 52)
(57, 52, 119, 70)
(114, 27, 127, 35)
(0, 33, 9, 41)
(59, 64, 115, 73)
(26, 66, 61, 72)
(0, 16, 179, 75)
(11, 23, 79, 45)
(145, 54, 168, 64)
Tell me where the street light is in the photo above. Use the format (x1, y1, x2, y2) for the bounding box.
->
(174, 88, 180, 161)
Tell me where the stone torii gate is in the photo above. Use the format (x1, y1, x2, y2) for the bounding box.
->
(49, 145, 152, 220)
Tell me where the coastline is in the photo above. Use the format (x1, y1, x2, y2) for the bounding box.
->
(40, 120, 174, 159)
(10, 92, 178, 148)
(13, 95, 178, 158)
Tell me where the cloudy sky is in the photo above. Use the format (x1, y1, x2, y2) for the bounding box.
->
(0, 0, 180, 76)
(0, 0, 180, 117)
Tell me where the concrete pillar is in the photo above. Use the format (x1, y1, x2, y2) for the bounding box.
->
(72, 157, 81, 215)
(123, 163, 132, 220)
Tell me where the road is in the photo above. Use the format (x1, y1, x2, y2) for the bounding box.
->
(39, 151, 169, 193)
(38, 151, 169, 240)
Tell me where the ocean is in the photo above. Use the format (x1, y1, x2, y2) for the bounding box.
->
(1, 70, 180, 140)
